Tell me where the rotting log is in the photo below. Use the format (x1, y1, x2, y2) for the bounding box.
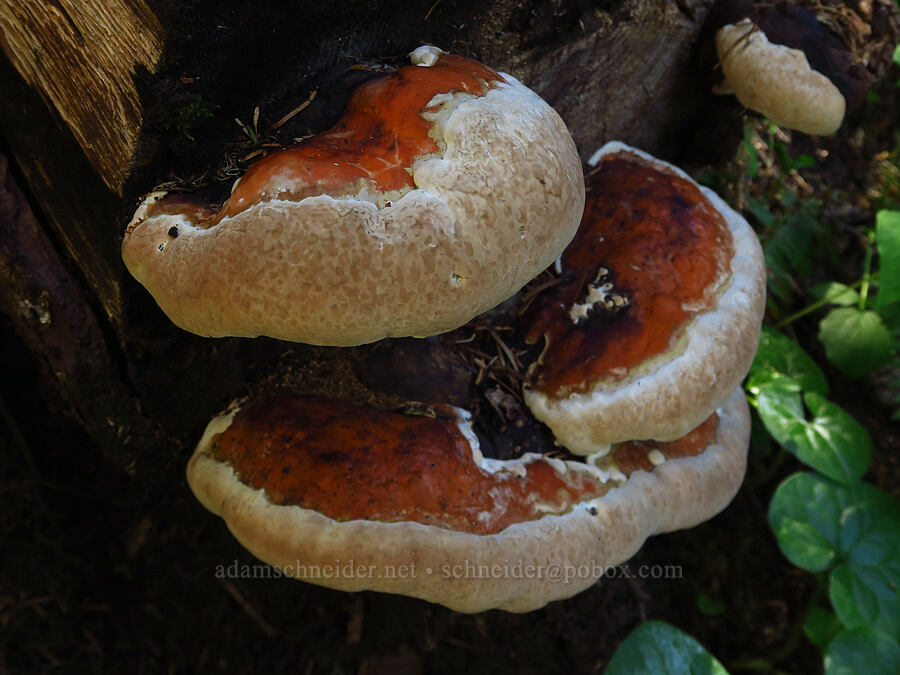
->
(0, 153, 162, 464)
(0, 0, 165, 194)
(0, 0, 165, 327)
(6, 0, 878, 468)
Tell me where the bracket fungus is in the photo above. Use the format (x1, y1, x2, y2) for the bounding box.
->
(183, 142, 766, 612)
(187, 388, 751, 613)
(521, 143, 766, 454)
(714, 18, 845, 135)
(707, 0, 900, 135)
(122, 45, 584, 346)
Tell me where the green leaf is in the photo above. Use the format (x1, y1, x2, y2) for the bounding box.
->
(769, 474, 900, 567)
(697, 594, 726, 616)
(744, 199, 775, 228)
(774, 140, 816, 171)
(878, 301, 900, 338)
(791, 155, 816, 170)
(769, 473, 843, 571)
(803, 606, 843, 648)
(819, 308, 894, 379)
(755, 391, 870, 484)
(779, 187, 798, 209)
(764, 207, 823, 301)
(606, 621, 729, 675)
(825, 627, 900, 675)
(770, 474, 900, 631)
(747, 327, 828, 397)
(746, 331, 868, 482)
(876, 210, 900, 308)
(829, 522, 900, 635)
(810, 282, 860, 307)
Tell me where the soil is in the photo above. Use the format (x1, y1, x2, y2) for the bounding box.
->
(1, 1, 899, 673)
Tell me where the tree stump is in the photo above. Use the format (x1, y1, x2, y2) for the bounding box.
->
(0, 0, 723, 467)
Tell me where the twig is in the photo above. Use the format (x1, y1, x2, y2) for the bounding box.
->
(487, 327, 520, 372)
(218, 579, 278, 638)
(272, 90, 317, 130)
(424, 0, 444, 21)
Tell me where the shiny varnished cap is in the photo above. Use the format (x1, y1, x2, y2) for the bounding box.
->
(187, 388, 751, 612)
(122, 46, 584, 346)
(522, 142, 766, 454)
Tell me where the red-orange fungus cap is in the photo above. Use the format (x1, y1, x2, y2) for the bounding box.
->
(607, 414, 719, 474)
(523, 152, 734, 397)
(172, 55, 506, 226)
(210, 395, 608, 535)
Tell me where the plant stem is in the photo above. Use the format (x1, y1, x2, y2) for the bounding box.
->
(774, 280, 863, 329)
(858, 230, 875, 311)
(773, 272, 880, 329)
(767, 581, 824, 664)
(728, 578, 825, 674)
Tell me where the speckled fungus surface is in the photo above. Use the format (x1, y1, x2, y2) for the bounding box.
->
(184, 142, 765, 612)
(122, 45, 584, 346)
(715, 18, 845, 135)
(187, 388, 751, 613)
(521, 142, 766, 454)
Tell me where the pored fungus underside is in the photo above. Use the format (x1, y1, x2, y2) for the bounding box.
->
(524, 152, 734, 397)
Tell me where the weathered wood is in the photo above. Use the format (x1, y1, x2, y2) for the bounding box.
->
(0, 52, 128, 327)
(0, 0, 164, 194)
(510, 0, 716, 160)
(0, 0, 731, 465)
(0, 0, 724, 463)
(0, 0, 165, 326)
(0, 153, 159, 463)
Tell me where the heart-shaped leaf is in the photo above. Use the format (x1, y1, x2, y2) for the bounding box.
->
(819, 308, 894, 379)
(770, 474, 900, 633)
(825, 627, 900, 675)
(747, 327, 828, 397)
(605, 621, 729, 675)
(803, 606, 843, 648)
(755, 391, 870, 485)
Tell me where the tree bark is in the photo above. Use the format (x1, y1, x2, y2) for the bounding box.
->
(1, 1, 899, 669)
(0, 0, 821, 468)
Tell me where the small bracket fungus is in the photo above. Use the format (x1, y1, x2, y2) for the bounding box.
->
(521, 142, 766, 454)
(706, 0, 900, 135)
(122, 46, 584, 346)
(715, 19, 845, 135)
(187, 388, 751, 613)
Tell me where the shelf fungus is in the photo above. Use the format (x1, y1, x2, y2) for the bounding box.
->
(181, 138, 763, 611)
(521, 142, 766, 454)
(187, 388, 750, 613)
(122, 45, 584, 346)
(706, 0, 900, 135)
(714, 18, 845, 135)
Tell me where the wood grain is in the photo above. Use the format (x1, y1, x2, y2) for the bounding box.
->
(0, 0, 164, 193)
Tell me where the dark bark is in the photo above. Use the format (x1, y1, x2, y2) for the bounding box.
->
(0, 0, 724, 467)
(0, 154, 157, 460)
(2, 2, 899, 673)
